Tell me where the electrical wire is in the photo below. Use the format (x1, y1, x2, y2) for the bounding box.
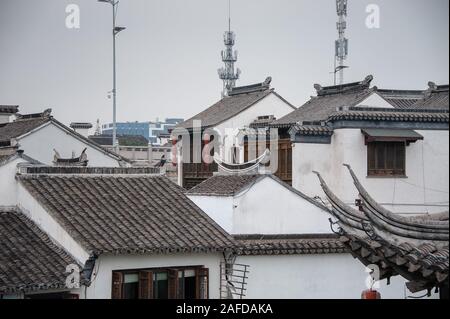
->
(397, 179, 449, 194)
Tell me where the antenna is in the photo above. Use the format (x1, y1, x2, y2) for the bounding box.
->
(228, 0, 231, 32)
(218, 0, 241, 98)
(335, 0, 349, 85)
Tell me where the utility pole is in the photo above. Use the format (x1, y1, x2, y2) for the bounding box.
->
(98, 0, 126, 151)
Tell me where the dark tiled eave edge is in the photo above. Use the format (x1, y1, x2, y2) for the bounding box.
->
(291, 125, 334, 136)
(21, 166, 161, 175)
(328, 109, 449, 122)
(234, 234, 348, 256)
(97, 246, 236, 256)
(290, 107, 449, 136)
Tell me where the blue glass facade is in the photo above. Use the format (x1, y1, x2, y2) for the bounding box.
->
(102, 122, 150, 139)
(102, 118, 184, 145)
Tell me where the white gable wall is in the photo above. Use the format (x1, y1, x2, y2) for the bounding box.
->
(188, 176, 332, 235)
(17, 122, 121, 167)
(215, 93, 295, 163)
(0, 158, 26, 206)
(189, 196, 234, 233)
(357, 92, 395, 108)
(233, 177, 331, 234)
(293, 128, 450, 214)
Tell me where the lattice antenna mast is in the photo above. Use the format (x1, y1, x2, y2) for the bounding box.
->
(335, 0, 349, 85)
(218, 0, 241, 97)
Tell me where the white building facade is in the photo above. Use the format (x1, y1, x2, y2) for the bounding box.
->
(186, 174, 436, 299)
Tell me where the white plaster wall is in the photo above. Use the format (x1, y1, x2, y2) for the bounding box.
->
(189, 177, 331, 235)
(85, 253, 223, 299)
(18, 123, 121, 167)
(293, 129, 449, 214)
(16, 182, 89, 263)
(215, 93, 295, 162)
(236, 253, 438, 299)
(0, 158, 25, 206)
(357, 93, 395, 108)
(233, 177, 331, 234)
(189, 196, 234, 233)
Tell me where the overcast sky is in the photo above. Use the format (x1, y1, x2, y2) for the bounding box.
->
(0, 0, 448, 126)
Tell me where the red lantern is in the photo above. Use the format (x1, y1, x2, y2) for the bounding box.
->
(361, 289, 381, 299)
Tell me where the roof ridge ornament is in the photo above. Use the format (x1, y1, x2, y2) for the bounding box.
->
(315, 75, 374, 96)
(17, 108, 53, 120)
(228, 77, 273, 96)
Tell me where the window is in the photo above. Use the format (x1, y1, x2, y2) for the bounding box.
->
(367, 142, 406, 177)
(244, 139, 293, 185)
(112, 267, 208, 299)
(231, 146, 240, 164)
(122, 273, 139, 299)
(178, 269, 197, 299)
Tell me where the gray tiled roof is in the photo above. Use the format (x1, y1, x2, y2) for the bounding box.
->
(273, 76, 375, 127)
(327, 107, 449, 123)
(186, 174, 262, 197)
(0, 117, 51, 143)
(177, 89, 274, 130)
(377, 89, 424, 109)
(88, 134, 149, 147)
(291, 125, 334, 136)
(18, 174, 236, 255)
(412, 85, 449, 110)
(0, 208, 78, 294)
(235, 234, 347, 255)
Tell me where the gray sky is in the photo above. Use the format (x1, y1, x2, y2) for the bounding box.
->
(0, 0, 448, 126)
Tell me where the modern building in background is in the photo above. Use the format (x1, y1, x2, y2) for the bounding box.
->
(102, 118, 184, 145)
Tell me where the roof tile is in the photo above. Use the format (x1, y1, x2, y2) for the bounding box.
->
(0, 208, 78, 294)
(18, 174, 236, 255)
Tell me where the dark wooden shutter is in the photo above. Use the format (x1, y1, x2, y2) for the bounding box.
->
(168, 269, 179, 299)
(139, 271, 154, 299)
(111, 272, 124, 299)
(196, 268, 209, 299)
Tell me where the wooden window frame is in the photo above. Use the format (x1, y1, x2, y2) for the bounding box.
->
(367, 141, 406, 177)
(112, 266, 209, 300)
(244, 138, 292, 185)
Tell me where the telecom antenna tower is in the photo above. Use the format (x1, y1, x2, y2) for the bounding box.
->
(335, 0, 349, 85)
(218, 0, 241, 97)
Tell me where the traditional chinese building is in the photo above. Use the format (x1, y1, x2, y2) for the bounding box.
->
(0, 165, 236, 299)
(174, 77, 296, 189)
(315, 165, 448, 298)
(0, 108, 129, 167)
